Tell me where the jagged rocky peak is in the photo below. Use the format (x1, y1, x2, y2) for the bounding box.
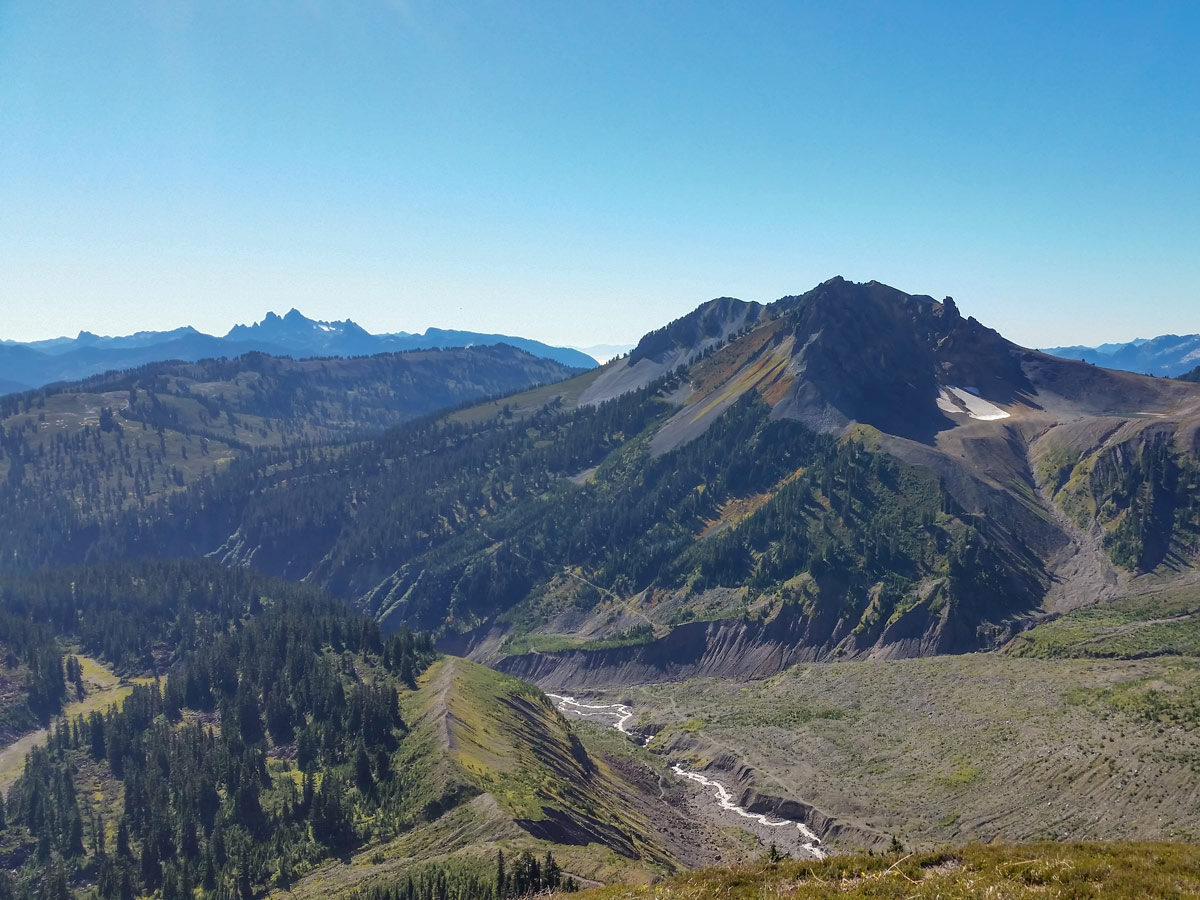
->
(778, 277, 962, 333)
(232, 308, 334, 333)
(629, 276, 1102, 450)
(585, 278, 1001, 423)
(650, 276, 1200, 447)
(225, 309, 373, 348)
(780, 278, 1020, 386)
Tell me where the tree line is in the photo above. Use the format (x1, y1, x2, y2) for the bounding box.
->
(0, 593, 436, 899)
(350, 849, 578, 900)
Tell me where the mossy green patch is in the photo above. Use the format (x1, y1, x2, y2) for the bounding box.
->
(1009, 588, 1200, 659)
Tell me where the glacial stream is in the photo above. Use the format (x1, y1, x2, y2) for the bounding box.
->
(546, 693, 826, 858)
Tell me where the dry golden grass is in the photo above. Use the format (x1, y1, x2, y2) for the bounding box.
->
(0, 655, 148, 791)
(577, 842, 1200, 900)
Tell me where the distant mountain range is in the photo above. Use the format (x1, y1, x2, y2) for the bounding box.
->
(1042, 333, 1200, 377)
(0, 309, 597, 394)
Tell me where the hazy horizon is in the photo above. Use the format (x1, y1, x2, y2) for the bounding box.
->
(0, 303, 640, 352)
(0, 289, 1193, 354)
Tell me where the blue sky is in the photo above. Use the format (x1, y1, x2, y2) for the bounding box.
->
(2, 1, 1197, 348)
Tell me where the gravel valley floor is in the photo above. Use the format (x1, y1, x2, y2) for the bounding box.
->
(565, 653, 1200, 855)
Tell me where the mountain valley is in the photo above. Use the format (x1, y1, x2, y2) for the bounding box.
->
(3, 279, 1200, 898)
(10, 279, 1194, 666)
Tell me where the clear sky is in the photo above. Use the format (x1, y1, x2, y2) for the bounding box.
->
(2, 1, 1198, 348)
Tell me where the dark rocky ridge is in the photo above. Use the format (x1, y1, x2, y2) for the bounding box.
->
(629, 297, 763, 365)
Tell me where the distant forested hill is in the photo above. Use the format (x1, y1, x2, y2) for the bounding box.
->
(0, 345, 578, 530)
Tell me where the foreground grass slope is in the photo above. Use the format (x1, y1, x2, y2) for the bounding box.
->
(580, 842, 1200, 900)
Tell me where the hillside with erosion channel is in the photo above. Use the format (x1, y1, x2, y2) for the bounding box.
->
(547, 694, 827, 857)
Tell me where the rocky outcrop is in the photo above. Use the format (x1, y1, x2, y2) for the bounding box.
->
(655, 728, 888, 852)
(496, 599, 1015, 689)
(497, 615, 818, 688)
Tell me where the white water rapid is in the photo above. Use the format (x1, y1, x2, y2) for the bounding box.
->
(546, 692, 825, 858)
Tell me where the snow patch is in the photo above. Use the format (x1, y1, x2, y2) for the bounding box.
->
(937, 386, 1010, 421)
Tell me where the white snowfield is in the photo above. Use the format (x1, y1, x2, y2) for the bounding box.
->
(936, 385, 1010, 421)
(546, 693, 825, 858)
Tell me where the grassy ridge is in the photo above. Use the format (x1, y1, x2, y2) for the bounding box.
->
(409, 658, 668, 864)
(277, 658, 674, 899)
